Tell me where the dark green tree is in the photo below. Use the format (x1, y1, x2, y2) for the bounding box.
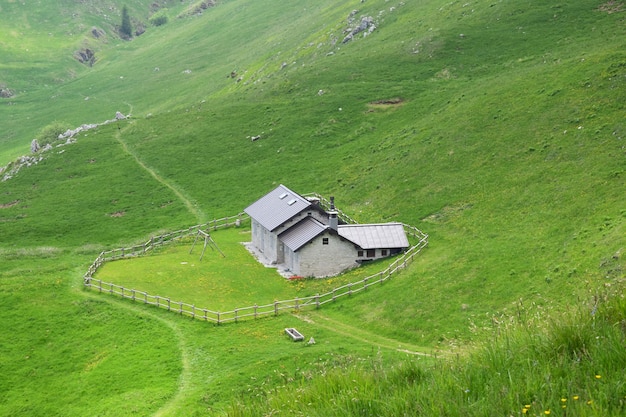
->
(120, 5, 132, 39)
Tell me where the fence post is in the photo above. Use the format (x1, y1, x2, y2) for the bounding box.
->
(348, 283, 352, 296)
(167, 298, 171, 311)
(131, 289, 135, 301)
(156, 296, 160, 308)
(332, 289, 336, 302)
(234, 309, 238, 323)
(254, 304, 258, 319)
(179, 301, 183, 314)
(99, 279, 103, 293)
(315, 294, 320, 309)
(203, 309, 208, 321)
(364, 277, 368, 290)
(191, 305, 195, 319)
(217, 311, 221, 325)
(121, 287, 124, 298)
(144, 292, 148, 304)
(274, 301, 279, 316)
(295, 297, 299, 311)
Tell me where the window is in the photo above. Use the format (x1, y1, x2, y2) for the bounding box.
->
(366, 249, 376, 258)
(322, 238, 329, 245)
(288, 199, 297, 206)
(357, 250, 364, 257)
(279, 192, 289, 199)
(381, 249, 388, 256)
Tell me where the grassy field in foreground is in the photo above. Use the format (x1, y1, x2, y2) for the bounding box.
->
(0, 250, 432, 417)
(1, 0, 624, 415)
(226, 281, 626, 417)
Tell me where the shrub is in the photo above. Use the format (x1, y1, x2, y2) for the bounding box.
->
(150, 10, 168, 27)
(119, 5, 132, 39)
(35, 121, 71, 147)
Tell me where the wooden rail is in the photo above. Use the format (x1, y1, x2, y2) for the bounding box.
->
(83, 212, 428, 324)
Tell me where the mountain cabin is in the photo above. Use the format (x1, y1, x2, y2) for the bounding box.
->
(244, 184, 409, 277)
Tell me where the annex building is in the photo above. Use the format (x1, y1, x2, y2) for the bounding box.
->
(244, 184, 409, 278)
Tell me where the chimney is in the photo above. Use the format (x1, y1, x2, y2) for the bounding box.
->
(328, 196, 338, 231)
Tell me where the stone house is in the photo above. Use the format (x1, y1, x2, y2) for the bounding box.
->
(244, 184, 410, 277)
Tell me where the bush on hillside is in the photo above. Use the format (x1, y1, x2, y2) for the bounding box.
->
(119, 5, 132, 39)
(35, 121, 72, 148)
(150, 10, 168, 27)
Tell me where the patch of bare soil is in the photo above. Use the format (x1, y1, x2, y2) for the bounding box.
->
(370, 98, 404, 106)
(0, 200, 19, 209)
(366, 98, 405, 112)
(597, 1, 624, 13)
(109, 211, 126, 218)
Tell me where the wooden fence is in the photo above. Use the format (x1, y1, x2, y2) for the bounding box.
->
(83, 213, 428, 325)
(83, 213, 247, 276)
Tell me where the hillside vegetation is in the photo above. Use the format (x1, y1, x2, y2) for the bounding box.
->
(0, 0, 624, 415)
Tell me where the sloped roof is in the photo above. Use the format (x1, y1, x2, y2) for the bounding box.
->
(279, 217, 327, 252)
(244, 184, 311, 232)
(338, 223, 409, 249)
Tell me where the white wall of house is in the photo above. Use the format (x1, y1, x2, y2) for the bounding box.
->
(296, 232, 359, 277)
(283, 246, 300, 275)
(251, 219, 280, 264)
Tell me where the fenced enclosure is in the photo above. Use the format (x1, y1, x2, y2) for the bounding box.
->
(83, 212, 428, 325)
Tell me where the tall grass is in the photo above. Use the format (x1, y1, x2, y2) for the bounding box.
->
(225, 280, 626, 416)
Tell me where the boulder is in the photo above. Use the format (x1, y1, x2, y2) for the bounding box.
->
(30, 139, 40, 154)
(74, 48, 96, 66)
(0, 86, 14, 98)
(342, 16, 376, 43)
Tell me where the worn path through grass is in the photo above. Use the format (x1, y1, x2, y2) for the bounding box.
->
(115, 123, 207, 223)
(77, 287, 192, 417)
(298, 312, 434, 358)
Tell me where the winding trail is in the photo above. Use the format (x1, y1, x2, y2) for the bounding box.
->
(115, 123, 206, 223)
(298, 312, 433, 357)
(77, 287, 192, 417)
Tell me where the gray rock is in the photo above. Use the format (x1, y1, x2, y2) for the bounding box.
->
(30, 139, 40, 153)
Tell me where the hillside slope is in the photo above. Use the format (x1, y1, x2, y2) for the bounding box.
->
(0, 0, 624, 415)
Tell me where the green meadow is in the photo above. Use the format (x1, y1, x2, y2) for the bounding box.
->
(94, 228, 404, 311)
(1, 0, 624, 415)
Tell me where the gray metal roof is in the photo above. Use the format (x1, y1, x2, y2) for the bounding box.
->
(279, 217, 327, 252)
(338, 223, 409, 249)
(244, 184, 312, 231)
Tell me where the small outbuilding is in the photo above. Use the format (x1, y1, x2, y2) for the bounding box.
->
(244, 184, 410, 277)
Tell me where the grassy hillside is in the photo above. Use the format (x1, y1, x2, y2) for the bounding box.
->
(0, 0, 625, 415)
